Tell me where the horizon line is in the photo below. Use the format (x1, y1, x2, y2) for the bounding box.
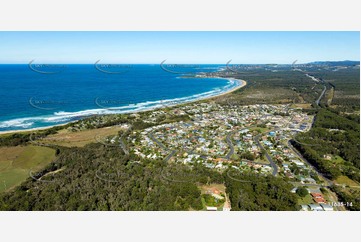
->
(0, 60, 359, 65)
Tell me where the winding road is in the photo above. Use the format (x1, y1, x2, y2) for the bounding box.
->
(225, 131, 235, 160)
(254, 133, 278, 176)
(225, 128, 277, 175)
(148, 132, 176, 163)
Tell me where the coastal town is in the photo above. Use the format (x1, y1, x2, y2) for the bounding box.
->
(1, 5, 360, 242)
(95, 101, 338, 211)
(0, 58, 358, 212)
(1, 71, 353, 211)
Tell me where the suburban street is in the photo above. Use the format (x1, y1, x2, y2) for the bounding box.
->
(149, 132, 168, 150)
(287, 140, 333, 186)
(254, 133, 278, 176)
(225, 131, 235, 160)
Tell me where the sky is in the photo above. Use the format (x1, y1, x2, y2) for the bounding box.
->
(0, 31, 359, 64)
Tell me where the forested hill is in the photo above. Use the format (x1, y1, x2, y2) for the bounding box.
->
(0, 142, 298, 211)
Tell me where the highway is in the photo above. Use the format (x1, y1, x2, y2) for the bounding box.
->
(304, 72, 327, 107)
(315, 85, 327, 107)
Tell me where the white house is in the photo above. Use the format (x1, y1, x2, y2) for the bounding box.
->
(308, 204, 323, 211)
(320, 204, 334, 211)
(206, 206, 217, 211)
(300, 205, 309, 211)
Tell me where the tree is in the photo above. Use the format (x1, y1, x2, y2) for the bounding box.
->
(296, 187, 309, 197)
(260, 150, 266, 159)
(320, 187, 328, 194)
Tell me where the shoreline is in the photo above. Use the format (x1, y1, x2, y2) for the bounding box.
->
(0, 78, 247, 135)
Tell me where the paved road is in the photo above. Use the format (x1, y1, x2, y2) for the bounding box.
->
(119, 126, 132, 155)
(315, 85, 327, 106)
(148, 132, 177, 163)
(164, 150, 176, 162)
(225, 131, 235, 160)
(287, 140, 348, 210)
(148, 132, 168, 150)
(254, 133, 278, 176)
(304, 72, 327, 107)
(226, 129, 271, 166)
(290, 182, 325, 188)
(287, 140, 333, 187)
(288, 141, 346, 211)
(249, 161, 271, 166)
(225, 126, 279, 175)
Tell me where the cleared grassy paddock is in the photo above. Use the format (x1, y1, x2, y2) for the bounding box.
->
(37, 126, 124, 147)
(335, 175, 360, 187)
(0, 145, 56, 193)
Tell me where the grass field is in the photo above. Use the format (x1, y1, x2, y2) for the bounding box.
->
(331, 155, 346, 164)
(290, 103, 312, 109)
(249, 126, 270, 134)
(199, 183, 226, 194)
(254, 157, 270, 165)
(199, 183, 228, 210)
(335, 175, 360, 187)
(36, 126, 124, 147)
(297, 194, 313, 205)
(0, 145, 56, 193)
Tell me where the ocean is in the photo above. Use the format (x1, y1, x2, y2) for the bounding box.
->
(0, 64, 240, 132)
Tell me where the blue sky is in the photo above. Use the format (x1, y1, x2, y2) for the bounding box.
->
(0, 31, 359, 64)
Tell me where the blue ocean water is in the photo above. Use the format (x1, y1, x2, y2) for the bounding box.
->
(0, 64, 239, 131)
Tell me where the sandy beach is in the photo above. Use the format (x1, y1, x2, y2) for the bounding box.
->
(0, 120, 78, 135)
(173, 78, 246, 105)
(209, 78, 246, 99)
(0, 78, 247, 135)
